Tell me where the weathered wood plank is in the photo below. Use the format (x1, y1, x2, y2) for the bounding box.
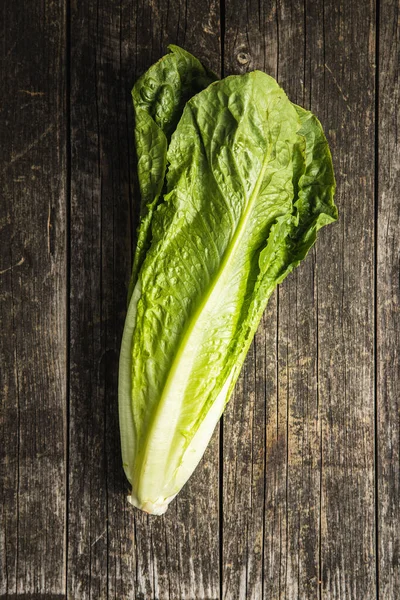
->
(68, 1, 134, 598)
(68, 1, 221, 598)
(222, 307, 277, 600)
(223, 2, 322, 598)
(222, 5, 276, 600)
(130, 5, 221, 597)
(315, 0, 376, 597)
(268, 3, 322, 598)
(0, 0, 67, 597)
(378, 0, 400, 597)
(223, 1, 377, 599)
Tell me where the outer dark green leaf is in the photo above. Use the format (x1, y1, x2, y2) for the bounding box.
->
(128, 45, 217, 299)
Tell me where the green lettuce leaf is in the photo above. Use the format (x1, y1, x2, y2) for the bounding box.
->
(119, 65, 337, 515)
(128, 45, 217, 300)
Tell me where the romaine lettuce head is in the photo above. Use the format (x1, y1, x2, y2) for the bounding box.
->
(119, 54, 337, 515)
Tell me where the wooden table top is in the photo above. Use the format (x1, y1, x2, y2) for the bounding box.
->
(1, 0, 399, 598)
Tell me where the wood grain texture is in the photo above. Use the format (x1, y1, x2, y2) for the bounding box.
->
(315, 0, 377, 597)
(68, 0, 221, 598)
(130, 4, 221, 599)
(313, 0, 377, 597)
(223, 2, 322, 598)
(2, 0, 400, 598)
(223, 0, 377, 598)
(0, 0, 67, 597)
(223, 5, 277, 600)
(68, 1, 136, 598)
(266, 3, 322, 598)
(68, 2, 134, 599)
(378, 0, 400, 597)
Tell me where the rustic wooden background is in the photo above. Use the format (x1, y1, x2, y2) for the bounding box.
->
(1, 0, 399, 598)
